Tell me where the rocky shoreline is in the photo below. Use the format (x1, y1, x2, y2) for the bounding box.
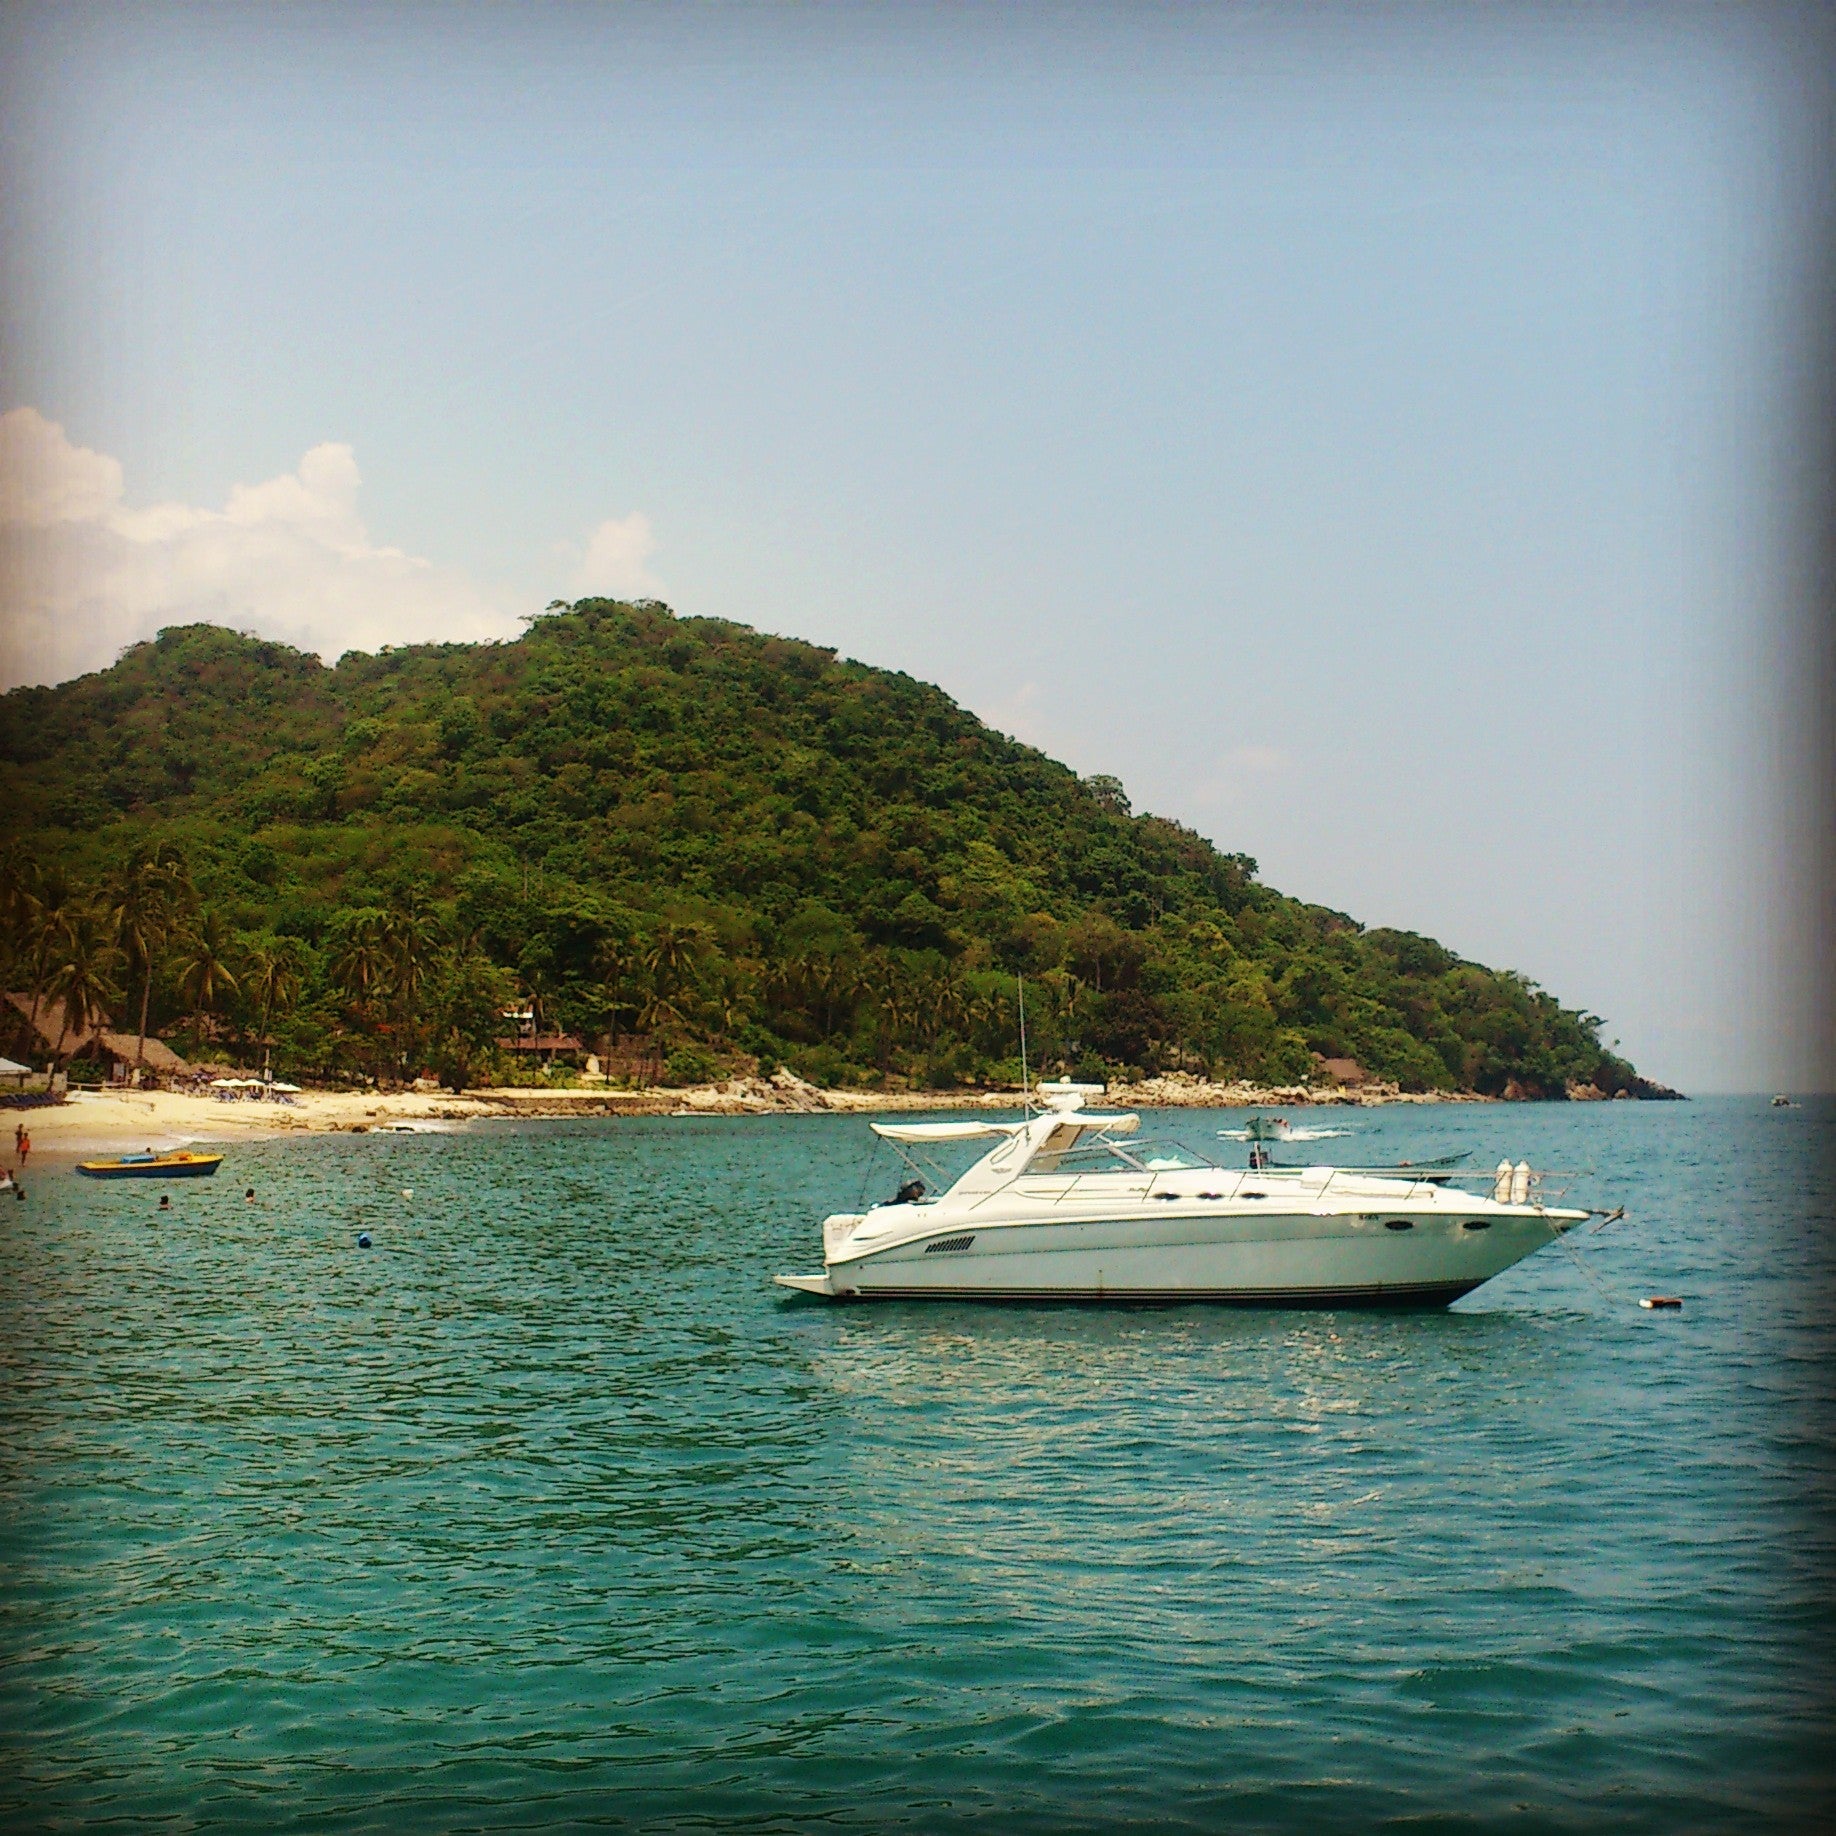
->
(424, 1067, 1462, 1120)
(21, 1064, 1683, 1157)
(433, 1065, 1679, 1120)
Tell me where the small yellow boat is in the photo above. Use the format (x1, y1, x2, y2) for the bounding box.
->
(77, 1150, 224, 1180)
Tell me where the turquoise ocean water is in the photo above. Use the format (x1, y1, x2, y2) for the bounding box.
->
(1, 1097, 1831, 1831)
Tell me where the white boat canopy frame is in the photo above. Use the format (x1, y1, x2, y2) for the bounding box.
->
(871, 1108, 1144, 1184)
(870, 1113, 1139, 1145)
(871, 1120, 1031, 1144)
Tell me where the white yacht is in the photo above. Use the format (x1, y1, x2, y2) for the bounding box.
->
(775, 1082, 1588, 1306)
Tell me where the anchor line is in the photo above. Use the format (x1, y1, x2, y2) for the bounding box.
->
(1544, 1209, 1641, 1312)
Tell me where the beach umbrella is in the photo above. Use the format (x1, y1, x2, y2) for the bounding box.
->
(269, 1081, 303, 1093)
(208, 1077, 241, 1089)
(0, 1056, 30, 1075)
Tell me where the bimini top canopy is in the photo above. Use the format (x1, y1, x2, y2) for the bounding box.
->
(1054, 1116, 1138, 1142)
(870, 1120, 1028, 1143)
(1023, 1111, 1140, 1139)
(870, 1112, 1142, 1147)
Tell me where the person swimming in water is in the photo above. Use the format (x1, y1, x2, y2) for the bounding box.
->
(157, 1195, 171, 1211)
(245, 1187, 256, 1202)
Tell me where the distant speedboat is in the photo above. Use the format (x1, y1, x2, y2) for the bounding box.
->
(77, 1150, 224, 1180)
(1218, 1113, 1353, 1144)
(1771, 1094, 1792, 1107)
(776, 1082, 1586, 1307)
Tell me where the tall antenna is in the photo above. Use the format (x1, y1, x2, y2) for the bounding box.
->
(1018, 974, 1031, 1117)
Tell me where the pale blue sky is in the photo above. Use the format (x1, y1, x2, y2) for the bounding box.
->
(1, 3, 1825, 1090)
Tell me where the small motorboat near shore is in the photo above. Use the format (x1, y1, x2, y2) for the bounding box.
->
(1221, 1112, 1469, 1178)
(1218, 1113, 1354, 1145)
(77, 1150, 224, 1180)
(776, 1081, 1592, 1307)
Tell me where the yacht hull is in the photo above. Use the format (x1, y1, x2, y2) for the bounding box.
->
(801, 1275, 1485, 1307)
(784, 1206, 1564, 1306)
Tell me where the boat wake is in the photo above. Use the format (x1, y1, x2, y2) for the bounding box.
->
(1218, 1122, 1354, 1142)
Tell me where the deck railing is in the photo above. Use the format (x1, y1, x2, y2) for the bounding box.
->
(962, 1160, 1575, 1212)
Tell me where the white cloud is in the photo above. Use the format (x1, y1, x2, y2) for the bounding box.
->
(570, 510, 661, 599)
(0, 407, 524, 690)
(0, 410, 123, 525)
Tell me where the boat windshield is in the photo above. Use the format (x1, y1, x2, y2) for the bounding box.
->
(1037, 1135, 1218, 1175)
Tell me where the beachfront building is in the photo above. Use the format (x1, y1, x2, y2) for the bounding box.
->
(494, 1001, 586, 1068)
(1, 993, 194, 1085)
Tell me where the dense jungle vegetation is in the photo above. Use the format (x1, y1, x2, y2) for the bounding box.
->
(0, 602, 1657, 1095)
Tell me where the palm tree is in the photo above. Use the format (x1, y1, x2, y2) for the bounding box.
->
(912, 964, 961, 1048)
(0, 857, 30, 986)
(428, 943, 513, 1092)
(636, 986, 687, 1037)
(45, 906, 122, 1068)
(644, 923, 706, 996)
(709, 963, 751, 1042)
(21, 869, 75, 1043)
(175, 909, 240, 1035)
(328, 909, 390, 1080)
(242, 935, 308, 1079)
(593, 932, 644, 1076)
(382, 891, 442, 1078)
(107, 844, 189, 1081)
(870, 955, 913, 1068)
(520, 962, 554, 1048)
(631, 924, 708, 1047)
(329, 909, 390, 1008)
(796, 948, 856, 1038)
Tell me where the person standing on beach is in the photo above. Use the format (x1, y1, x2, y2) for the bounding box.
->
(12, 1122, 23, 1161)
(17, 1128, 29, 1165)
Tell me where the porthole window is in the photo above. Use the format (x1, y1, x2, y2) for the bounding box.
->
(1384, 1219, 1414, 1232)
(1462, 1219, 1492, 1232)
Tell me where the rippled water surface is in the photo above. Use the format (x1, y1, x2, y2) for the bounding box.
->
(2, 1098, 1832, 1831)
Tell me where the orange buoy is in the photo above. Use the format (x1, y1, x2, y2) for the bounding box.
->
(1640, 1296, 1683, 1310)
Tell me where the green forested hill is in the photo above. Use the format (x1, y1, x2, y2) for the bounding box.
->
(0, 602, 1659, 1095)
